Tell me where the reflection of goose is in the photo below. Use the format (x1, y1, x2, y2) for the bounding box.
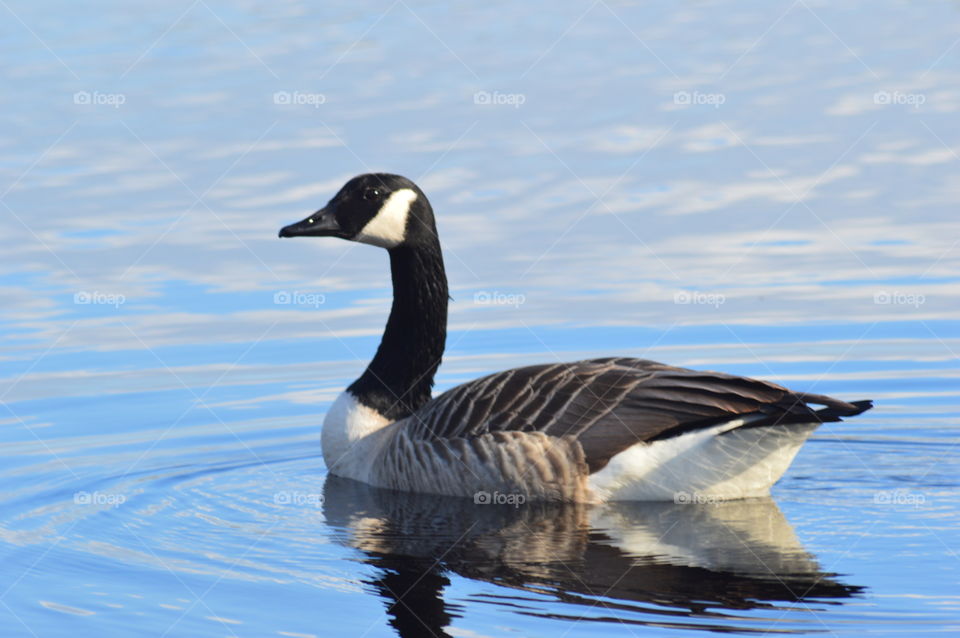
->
(279, 174, 871, 501)
(323, 477, 863, 637)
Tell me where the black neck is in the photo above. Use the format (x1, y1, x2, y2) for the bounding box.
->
(348, 240, 448, 420)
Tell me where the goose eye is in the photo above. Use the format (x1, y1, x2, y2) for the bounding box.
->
(363, 188, 381, 201)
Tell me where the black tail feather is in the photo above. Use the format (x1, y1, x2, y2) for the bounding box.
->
(811, 398, 873, 421)
(717, 397, 873, 437)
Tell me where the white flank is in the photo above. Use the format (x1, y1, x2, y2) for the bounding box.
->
(322, 391, 393, 481)
(355, 188, 417, 248)
(588, 420, 820, 502)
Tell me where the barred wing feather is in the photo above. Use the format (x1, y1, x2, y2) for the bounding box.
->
(406, 357, 870, 473)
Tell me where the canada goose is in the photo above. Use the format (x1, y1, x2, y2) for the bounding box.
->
(279, 173, 871, 502)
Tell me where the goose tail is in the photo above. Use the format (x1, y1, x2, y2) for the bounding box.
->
(796, 394, 873, 422)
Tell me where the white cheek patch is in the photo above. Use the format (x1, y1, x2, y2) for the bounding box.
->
(355, 188, 417, 248)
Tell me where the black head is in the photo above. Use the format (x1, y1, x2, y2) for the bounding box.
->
(278, 173, 436, 249)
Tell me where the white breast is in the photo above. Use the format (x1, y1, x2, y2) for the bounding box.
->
(322, 391, 394, 481)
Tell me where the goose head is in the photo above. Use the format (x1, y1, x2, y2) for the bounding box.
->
(278, 173, 436, 249)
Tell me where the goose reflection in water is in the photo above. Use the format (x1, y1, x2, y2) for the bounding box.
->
(322, 477, 863, 636)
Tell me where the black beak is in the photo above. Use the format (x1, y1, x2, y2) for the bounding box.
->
(278, 207, 344, 238)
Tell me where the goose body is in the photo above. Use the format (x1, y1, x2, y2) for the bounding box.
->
(279, 173, 871, 503)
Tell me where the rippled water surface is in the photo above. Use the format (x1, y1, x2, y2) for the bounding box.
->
(1, 1, 959, 636)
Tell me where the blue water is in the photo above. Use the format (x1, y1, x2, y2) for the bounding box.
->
(2, 0, 959, 636)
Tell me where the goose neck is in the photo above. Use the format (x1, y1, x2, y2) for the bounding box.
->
(348, 241, 448, 421)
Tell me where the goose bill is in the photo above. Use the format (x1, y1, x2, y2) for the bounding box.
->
(279, 208, 344, 238)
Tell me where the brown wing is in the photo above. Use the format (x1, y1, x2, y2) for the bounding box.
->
(405, 357, 871, 473)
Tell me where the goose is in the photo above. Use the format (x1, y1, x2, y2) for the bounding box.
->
(279, 173, 872, 503)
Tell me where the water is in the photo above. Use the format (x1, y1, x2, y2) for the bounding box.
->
(1, 0, 958, 636)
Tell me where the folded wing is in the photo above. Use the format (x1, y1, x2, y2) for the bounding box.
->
(406, 357, 871, 473)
